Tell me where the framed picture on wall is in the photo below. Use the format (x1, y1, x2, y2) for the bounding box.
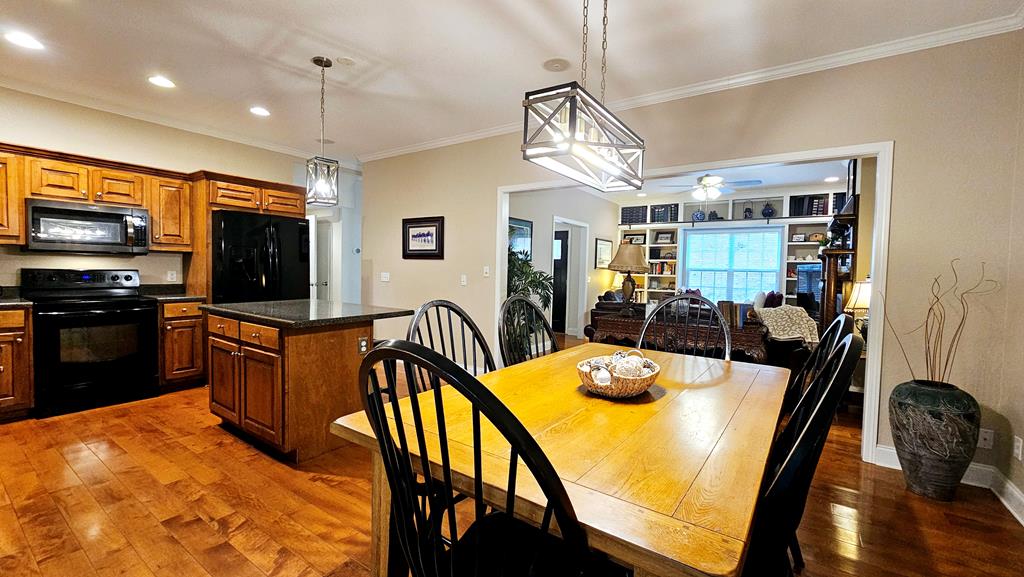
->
(594, 238, 613, 268)
(623, 231, 646, 245)
(402, 216, 445, 259)
(653, 231, 675, 244)
(509, 217, 533, 260)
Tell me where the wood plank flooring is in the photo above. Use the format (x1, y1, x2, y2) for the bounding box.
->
(1, 387, 1022, 576)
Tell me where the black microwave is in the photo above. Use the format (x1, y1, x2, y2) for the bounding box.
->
(27, 199, 149, 254)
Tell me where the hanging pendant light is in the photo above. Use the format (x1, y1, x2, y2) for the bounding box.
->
(522, 0, 644, 193)
(306, 56, 340, 207)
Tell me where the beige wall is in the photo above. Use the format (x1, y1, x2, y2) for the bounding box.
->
(509, 187, 620, 333)
(0, 87, 304, 285)
(364, 31, 1024, 482)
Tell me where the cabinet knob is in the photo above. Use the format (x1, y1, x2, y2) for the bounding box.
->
(14, 338, 22, 343)
(155, 234, 161, 239)
(80, 189, 87, 196)
(216, 323, 225, 329)
(0, 365, 5, 373)
(251, 332, 259, 338)
(181, 307, 188, 312)
(96, 192, 104, 197)
(165, 325, 172, 331)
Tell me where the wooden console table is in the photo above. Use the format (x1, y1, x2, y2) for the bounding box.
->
(588, 314, 768, 363)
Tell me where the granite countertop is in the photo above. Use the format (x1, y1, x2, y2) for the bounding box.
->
(150, 294, 207, 303)
(201, 300, 414, 329)
(0, 298, 32, 309)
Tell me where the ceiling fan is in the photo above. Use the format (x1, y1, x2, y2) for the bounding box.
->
(664, 174, 763, 200)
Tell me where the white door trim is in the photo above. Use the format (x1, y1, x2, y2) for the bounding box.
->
(495, 141, 895, 466)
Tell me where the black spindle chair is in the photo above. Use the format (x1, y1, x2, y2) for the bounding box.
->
(498, 296, 559, 367)
(361, 340, 626, 577)
(744, 333, 864, 577)
(408, 300, 496, 379)
(779, 314, 853, 422)
(637, 294, 732, 360)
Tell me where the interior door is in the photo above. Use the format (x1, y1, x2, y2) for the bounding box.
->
(552, 230, 569, 333)
(316, 220, 332, 300)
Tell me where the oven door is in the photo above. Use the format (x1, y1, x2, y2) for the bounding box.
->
(33, 300, 158, 415)
(27, 199, 148, 254)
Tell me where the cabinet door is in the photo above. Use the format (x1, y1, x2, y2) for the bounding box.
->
(208, 336, 240, 424)
(27, 158, 90, 201)
(0, 332, 31, 411)
(163, 319, 203, 382)
(240, 346, 284, 447)
(90, 169, 144, 205)
(149, 178, 192, 248)
(0, 155, 22, 242)
(261, 188, 305, 216)
(209, 180, 259, 210)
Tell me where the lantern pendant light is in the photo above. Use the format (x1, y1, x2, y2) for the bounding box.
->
(522, 0, 644, 193)
(306, 56, 340, 207)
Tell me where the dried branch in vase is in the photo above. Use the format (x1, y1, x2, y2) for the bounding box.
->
(882, 259, 1000, 383)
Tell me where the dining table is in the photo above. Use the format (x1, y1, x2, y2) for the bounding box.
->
(330, 342, 790, 577)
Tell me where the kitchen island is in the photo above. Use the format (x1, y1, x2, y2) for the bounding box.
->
(201, 299, 413, 461)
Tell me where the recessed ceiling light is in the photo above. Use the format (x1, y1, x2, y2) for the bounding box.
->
(636, 192, 647, 197)
(4, 31, 45, 50)
(249, 106, 270, 117)
(543, 58, 571, 72)
(148, 75, 175, 88)
(336, 57, 356, 67)
(824, 176, 841, 183)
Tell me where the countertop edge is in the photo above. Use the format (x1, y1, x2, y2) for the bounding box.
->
(200, 304, 413, 329)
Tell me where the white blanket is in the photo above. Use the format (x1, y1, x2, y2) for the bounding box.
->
(756, 305, 819, 344)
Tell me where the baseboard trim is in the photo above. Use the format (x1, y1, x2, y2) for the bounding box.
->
(873, 444, 1024, 526)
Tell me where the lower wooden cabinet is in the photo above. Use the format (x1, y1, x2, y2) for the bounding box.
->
(208, 336, 241, 423)
(0, 308, 33, 419)
(158, 300, 205, 387)
(239, 346, 283, 446)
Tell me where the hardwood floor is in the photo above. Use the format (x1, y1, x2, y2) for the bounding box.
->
(1, 388, 1021, 576)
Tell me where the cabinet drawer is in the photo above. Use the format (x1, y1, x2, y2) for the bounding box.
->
(208, 315, 240, 339)
(164, 302, 202, 318)
(209, 180, 259, 209)
(240, 322, 280, 351)
(0, 310, 26, 329)
(261, 188, 305, 216)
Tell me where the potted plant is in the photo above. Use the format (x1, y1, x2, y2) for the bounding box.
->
(884, 260, 999, 501)
(506, 232, 554, 358)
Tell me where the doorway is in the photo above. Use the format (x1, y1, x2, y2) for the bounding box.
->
(552, 230, 569, 332)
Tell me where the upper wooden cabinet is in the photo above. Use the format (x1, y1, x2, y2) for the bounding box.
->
(209, 180, 260, 210)
(90, 168, 145, 205)
(261, 188, 305, 216)
(0, 154, 23, 244)
(27, 158, 90, 201)
(148, 177, 192, 250)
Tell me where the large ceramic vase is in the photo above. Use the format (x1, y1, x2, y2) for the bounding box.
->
(889, 380, 980, 501)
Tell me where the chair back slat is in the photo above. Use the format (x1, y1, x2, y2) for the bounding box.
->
(781, 314, 853, 422)
(408, 300, 496, 377)
(360, 340, 589, 577)
(637, 294, 733, 360)
(498, 295, 559, 367)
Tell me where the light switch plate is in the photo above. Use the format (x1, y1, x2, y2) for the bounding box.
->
(483, 266, 490, 278)
(460, 274, 467, 286)
(166, 270, 177, 282)
(978, 428, 994, 450)
(380, 272, 390, 282)
(1014, 436, 1023, 461)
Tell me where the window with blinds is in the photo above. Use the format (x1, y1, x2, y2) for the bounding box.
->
(682, 228, 783, 303)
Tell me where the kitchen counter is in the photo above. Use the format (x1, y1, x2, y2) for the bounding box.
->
(0, 299, 32, 308)
(150, 294, 207, 303)
(200, 299, 413, 329)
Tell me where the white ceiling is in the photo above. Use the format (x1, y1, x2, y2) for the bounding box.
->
(1, 1, 1022, 164)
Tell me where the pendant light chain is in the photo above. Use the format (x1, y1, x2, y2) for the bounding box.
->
(600, 0, 608, 102)
(319, 63, 326, 158)
(580, 0, 589, 89)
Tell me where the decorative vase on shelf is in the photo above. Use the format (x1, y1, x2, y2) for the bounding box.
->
(889, 380, 980, 501)
(761, 202, 776, 218)
(742, 202, 754, 219)
(692, 210, 706, 222)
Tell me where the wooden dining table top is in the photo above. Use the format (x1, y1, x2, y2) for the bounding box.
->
(330, 342, 790, 577)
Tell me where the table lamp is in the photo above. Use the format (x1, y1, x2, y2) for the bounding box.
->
(844, 278, 871, 341)
(608, 242, 648, 315)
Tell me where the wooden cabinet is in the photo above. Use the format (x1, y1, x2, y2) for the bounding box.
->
(239, 346, 283, 446)
(0, 154, 23, 243)
(149, 178, 192, 249)
(27, 158, 90, 201)
(0, 308, 32, 419)
(209, 180, 260, 210)
(208, 336, 241, 424)
(158, 299, 204, 388)
(90, 168, 145, 205)
(261, 188, 305, 216)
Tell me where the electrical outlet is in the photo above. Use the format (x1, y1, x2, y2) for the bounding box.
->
(460, 274, 467, 286)
(357, 336, 369, 355)
(166, 270, 177, 282)
(1014, 436, 1023, 462)
(483, 266, 490, 278)
(380, 272, 390, 282)
(978, 428, 995, 450)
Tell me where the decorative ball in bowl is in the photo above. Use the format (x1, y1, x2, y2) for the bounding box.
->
(577, 349, 660, 398)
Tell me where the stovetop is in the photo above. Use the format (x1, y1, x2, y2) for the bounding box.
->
(20, 268, 145, 303)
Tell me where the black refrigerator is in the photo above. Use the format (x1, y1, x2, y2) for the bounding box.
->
(211, 211, 310, 303)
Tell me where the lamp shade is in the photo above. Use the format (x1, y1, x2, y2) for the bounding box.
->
(608, 242, 648, 274)
(845, 279, 872, 312)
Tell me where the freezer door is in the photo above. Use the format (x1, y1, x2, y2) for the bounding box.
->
(212, 211, 271, 303)
(268, 215, 311, 300)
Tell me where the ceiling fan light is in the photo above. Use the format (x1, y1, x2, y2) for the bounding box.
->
(692, 187, 708, 201)
(707, 187, 721, 200)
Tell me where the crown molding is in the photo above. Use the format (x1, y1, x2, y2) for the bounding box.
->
(359, 3, 1024, 163)
(0, 79, 363, 172)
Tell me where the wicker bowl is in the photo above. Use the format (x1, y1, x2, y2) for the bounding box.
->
(577, 349, 660, 399)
